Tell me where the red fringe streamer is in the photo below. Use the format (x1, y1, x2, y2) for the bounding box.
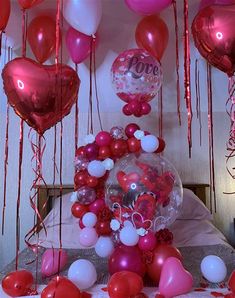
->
(183, 0, 193, 157)
(75, 64, 79, 153)
(93, 35, 103, 131)
(195, 59, 202, 146)
(158, 87, 163, 139)
(207, 64, 216, 213)
(173, 0, 181, 126)
(15, 120, 24, 270)
(225, 76, 235, 185)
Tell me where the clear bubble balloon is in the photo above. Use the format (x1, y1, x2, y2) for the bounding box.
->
(77, 186, 96, 205)
(105, 153, 183, 231)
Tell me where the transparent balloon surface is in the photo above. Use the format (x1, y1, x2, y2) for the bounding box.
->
(105, 153, 183, 231)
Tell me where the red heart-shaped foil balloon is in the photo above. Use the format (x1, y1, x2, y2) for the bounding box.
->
(2, 57, 80, 135)
(192, 5, 235, 76)
(228, 270, 235, 293)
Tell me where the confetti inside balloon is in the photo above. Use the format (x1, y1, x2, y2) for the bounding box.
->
(111, 49, 163, 113)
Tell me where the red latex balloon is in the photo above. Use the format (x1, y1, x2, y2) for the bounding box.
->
(76, 146, 86, 158)
(71, 202, 88, 218)
(108, 271, 143, 298)
(146, 244, 182, 284)
(41, 276, 81, 298)
(99, 146, 111, 160)
(86, 175, 98, 188)
(110, 139, 128, 158)
(2, 57, 80, 135)
(95, 220, 112, 235)
(109, 245, 146, 277)
(18, 0, 43, 9)
(125, 123, 140, 138)
(2, 270, 34, 297)
(228, 270, 235, 293)
(0, 0, 10, 31)
(27, 16, 58, 64)
(74, 171, 88, 189)
(192, 5, 235, 76)
(135, 15, 169, 61)
(127, 137, 141, 152)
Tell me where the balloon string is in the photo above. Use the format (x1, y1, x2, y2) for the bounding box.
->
(15, 120, 24, 271)
(2, 103, 10, 235)
(225, 76, 235, 184)
(88, 37, 94, 134)
(0, 31, 2, 56)
(21, 9, 27, 57)
(158, 86, 163, 139)
(183, 0, 192, 158)
(207, 64, 216, 213)
(173, 0, 181, 126)
(93, 35, 103, 131)
(195, 59, 202, 146)
(75, 63, 79, 154)
(1, 46, 12, 235)
(53, 125, 58, 186)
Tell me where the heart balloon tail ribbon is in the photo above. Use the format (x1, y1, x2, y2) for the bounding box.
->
(207, 64, 216, 213)
(195, 59, 202, 146)
(183, 0, 193, 158)
(173, 0, 181, 126)
(74, 63, 79, 160)
(93, 35, 103, 131)
(225, 76, 235, 190)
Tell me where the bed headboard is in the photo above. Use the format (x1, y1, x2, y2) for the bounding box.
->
(36, 183, 209, 223)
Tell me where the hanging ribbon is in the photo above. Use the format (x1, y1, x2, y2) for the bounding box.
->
(75, 63, 79, 154)
(183, 0, 193, 157)
(207, 64, 216, 213)
(173, 0, 181, 126)
(87, 37, 94, 134)
(158, 86, 163, 139)
(225, 76, 235, 184)
(195, 59, 202, 146)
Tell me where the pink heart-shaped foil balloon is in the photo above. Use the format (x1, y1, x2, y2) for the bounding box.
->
(2, 57, 80, 135)
(159, 257, 193, 298)
(41, 249, 68, 278)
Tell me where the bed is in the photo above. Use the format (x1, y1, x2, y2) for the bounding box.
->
(1, 184, 234, 298)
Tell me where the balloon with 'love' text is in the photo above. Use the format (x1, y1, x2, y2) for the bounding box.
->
(111, 49, 162, 107)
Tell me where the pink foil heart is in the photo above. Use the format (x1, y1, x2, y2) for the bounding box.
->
(2, 57, 80, 135)
(41, 249, 68, 278)
(159, 257, 193, 298)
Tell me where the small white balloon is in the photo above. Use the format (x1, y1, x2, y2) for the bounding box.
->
(134, 130, 145, 140)
(68, 259, 97, 290)
(88, 160, 106, 178)
(95, 236, 114, 258)
(82, 212, 97, 227)
(70, 191, 77, 203)
(141, 135, 159, 153)
(200, 255, 227, 283)
(102, 158, 114, 170)
(120, 226, 139, 246)
(110, 219, 121, 231)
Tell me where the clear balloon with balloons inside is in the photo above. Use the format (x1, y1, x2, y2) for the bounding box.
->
(105, 152, 183, 232)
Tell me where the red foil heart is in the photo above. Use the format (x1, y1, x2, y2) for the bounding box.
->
(192, 5, 235, 76)
(2, 57, 80, 135)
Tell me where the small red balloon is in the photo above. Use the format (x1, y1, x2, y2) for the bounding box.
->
(125, 123, 140, 138)
(89, 199, 106, 214)
(155, 138, 165, 153)
(79, 218, 85, 229)
(95, 220, 112, 236)
(85, 143, 99, 160)
(127, 137, 141, 152)
(140, 102, 151, 115)
(123, 104, 132, 116)
(76, 146, 86, 158)
(128, 100, 142, 114)
(0, 0, 10, 31)
(99, 146, 111, 160)
(41, 276, 81, 298)
(74, 171, 88, 189)
(110, 139, 128, 158)
(86, 175, 98, 188)
(71, 202, 88, 218)
(146, 244, 182, 284)
(2, 270, 34, 297)
(96, 131, 112, 147)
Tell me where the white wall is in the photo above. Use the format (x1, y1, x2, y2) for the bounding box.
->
(0, 0, 234, 270)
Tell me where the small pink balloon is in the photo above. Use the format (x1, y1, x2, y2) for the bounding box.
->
(66, 27, 92, 64)
(41, 249, 68, 277)
(79, 227, 98, 247)
(95, 131, 112, 147)
(199, 0, 235, 10)
(89, 199, 105, 214)
(159, 257, 193, 297)
(125, 0, 172, 15)
(138, 231, 156, 251)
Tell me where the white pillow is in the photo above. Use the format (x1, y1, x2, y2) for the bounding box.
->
(178, 188, 213, 220)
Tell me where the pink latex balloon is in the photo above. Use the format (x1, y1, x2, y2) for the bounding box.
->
(79, 227, 98, 247)
(66, 27, 93, 64)
(125, 0, 172, 15)
(159, 257, 193, 298)
(89, 199, 105, 214)
(199, 0, 235, 10)
(41, 249, 68, 277)
(138, 231, 156, 251)
(108, 245, 146, 277)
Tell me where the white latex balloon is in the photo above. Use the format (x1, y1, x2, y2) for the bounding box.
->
(95, 236, 114, 258)
(63, 0, 102, 36)
(200, 255, 227, 283)
(88, 160, 106, 178)
(141, 135, 159, 153)
(68, 259, 97, 290)
(120, 226, 139, 246)
(82, 212, 97, 227)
